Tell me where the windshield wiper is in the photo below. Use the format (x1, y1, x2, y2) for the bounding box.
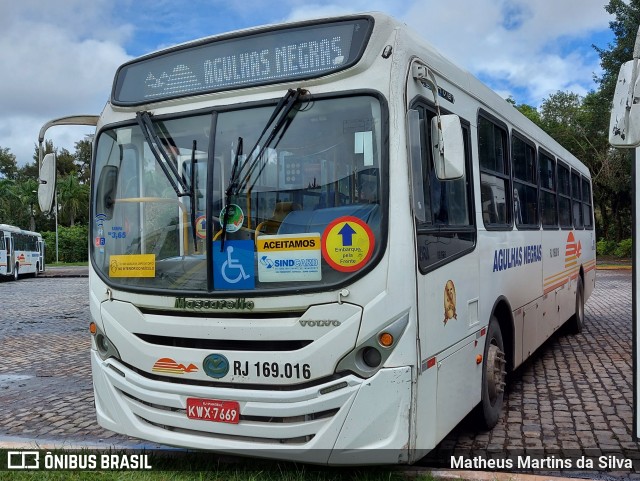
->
(219, 88, 308, 251)
(136, 111, 192, 198)
(234, 88, 308, 193)
(220, 137, 243, 252)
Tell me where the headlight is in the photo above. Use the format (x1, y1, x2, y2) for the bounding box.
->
(336, 312, 409, 378)
(90, 321, 121, 361)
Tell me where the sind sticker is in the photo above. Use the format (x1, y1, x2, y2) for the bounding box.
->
(109, 254, 156, 277)
(257, 233, 321, 282)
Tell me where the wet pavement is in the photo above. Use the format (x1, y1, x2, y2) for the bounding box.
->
(0, 269, 638, 477)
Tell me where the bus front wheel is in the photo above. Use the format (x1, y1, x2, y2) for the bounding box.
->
(13, 263, 18, 281)
(476, 316, 506, 430)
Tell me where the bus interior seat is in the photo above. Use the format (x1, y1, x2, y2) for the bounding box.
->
(278, 204, 379, 236)
(254, 201, 301, 241)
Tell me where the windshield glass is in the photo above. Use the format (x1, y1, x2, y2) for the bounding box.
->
(91, 95, 385, 294)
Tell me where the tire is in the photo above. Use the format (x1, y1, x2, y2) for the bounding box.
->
(475, 316, 507, 430)
(13, 263, 18, 281)
(568, 276, 585, 334)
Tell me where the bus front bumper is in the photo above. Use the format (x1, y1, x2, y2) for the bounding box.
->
(91, 350, 413, 464)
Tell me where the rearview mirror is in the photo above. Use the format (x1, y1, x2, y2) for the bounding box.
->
(96, 165, 119, 220)
(38, 153, 56, 214)
(609, 59, 640, 148)
(431, 115, 464, 180)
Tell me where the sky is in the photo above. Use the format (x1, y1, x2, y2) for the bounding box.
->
(0, 0, 615, 167)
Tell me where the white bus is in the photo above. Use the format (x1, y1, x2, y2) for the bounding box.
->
(0, 224, 45, 280)
(39, 12, 595, 464)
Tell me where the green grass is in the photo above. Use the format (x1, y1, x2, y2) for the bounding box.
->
(0, 465, 424, 481)
(46, 261, 88, 267)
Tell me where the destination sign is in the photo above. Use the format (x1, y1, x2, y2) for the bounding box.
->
(113, 18, 373, 105)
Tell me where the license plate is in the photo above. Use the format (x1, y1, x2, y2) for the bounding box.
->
(186, 398, 240, 424)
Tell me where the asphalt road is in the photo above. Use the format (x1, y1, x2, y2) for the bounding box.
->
(0, 269, 638, 478)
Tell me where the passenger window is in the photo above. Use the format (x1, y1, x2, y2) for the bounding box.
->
(511, 134, 538, 228)
(539, 152, 558, 228)
(557, 162, 572, 229)
(582, 178, 593, 229)
(571, 171, 583, 229)
(478, 116, 511, 228)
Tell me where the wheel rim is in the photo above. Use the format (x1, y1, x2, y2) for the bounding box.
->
(486, 340, 507, 405)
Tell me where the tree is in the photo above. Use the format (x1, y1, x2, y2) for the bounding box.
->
(74, 137, 93, 184)
(57, 174, 88, 227)
(0, 147, 18, 180)
(591, 0, 640, 240)
(595, 0, 640, 101)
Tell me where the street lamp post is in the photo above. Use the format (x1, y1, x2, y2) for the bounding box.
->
(30, 190, 37, 232)
(55, 189, 59, 263)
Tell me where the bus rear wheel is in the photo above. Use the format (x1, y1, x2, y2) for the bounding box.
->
(475, 316, 506, 430)
(13, 263, 18, 281)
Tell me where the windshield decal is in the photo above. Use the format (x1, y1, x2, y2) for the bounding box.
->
(218, 204, 244, 233)
(109, 254, 156, 278)
(195, 214, 207, 239)
(257, 233, 321, 282)
(213, 240, 255, 289)
(321, 216, 374, 272)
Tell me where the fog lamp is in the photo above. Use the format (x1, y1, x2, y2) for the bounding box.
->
(362, 347, 382, 368)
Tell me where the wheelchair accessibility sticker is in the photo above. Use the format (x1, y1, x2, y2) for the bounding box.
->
(213, 240, 255, 290)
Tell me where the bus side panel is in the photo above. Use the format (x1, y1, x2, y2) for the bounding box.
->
(434, 338, 483, 442)
(480, 229, 543, 369)
(415, 250, 480, 450)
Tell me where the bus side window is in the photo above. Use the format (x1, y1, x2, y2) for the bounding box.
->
(557, 162, 572, 229)
(571, 170, 583, 229)
(582, 177, 593, 229)
(478, 115, 511, 228)
(511, 133, 538, 229)
(414, 104, 475, 272)
(539, 151, 558, 228)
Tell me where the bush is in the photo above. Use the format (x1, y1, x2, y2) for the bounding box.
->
(42, 225, 88, 263)
(596, 239, 617, 256)
(614, 238, 633, 258)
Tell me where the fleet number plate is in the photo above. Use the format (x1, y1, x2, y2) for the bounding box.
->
(186, 398, 240, 424)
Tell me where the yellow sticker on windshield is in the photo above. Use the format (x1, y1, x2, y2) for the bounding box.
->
(109, 254, 156, 278)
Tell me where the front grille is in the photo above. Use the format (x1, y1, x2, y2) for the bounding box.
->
(121, 390, 338, 423)
(135, 333, 312, 351)
(119, 389, 341, 445)
(137, 415, 316, 445)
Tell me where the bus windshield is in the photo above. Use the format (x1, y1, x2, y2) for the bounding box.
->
(91, 94, 385, 293)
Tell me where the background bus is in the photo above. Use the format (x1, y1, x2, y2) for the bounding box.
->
(0, 224, 45, 280)
(39, 12, 594, 464)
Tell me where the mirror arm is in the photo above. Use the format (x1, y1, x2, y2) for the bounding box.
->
(412, 62, 444, 158)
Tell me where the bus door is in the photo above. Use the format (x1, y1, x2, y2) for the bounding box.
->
(6, 235, 14, 276)
(408, 102, 480, 448)
(0, 233, 6, 276)
(38, 239, 45, 272)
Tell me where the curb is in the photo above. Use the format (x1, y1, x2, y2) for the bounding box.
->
(420, 469, 594, 481)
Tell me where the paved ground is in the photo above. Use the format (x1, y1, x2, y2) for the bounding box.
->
(0, 269, 638, 478)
